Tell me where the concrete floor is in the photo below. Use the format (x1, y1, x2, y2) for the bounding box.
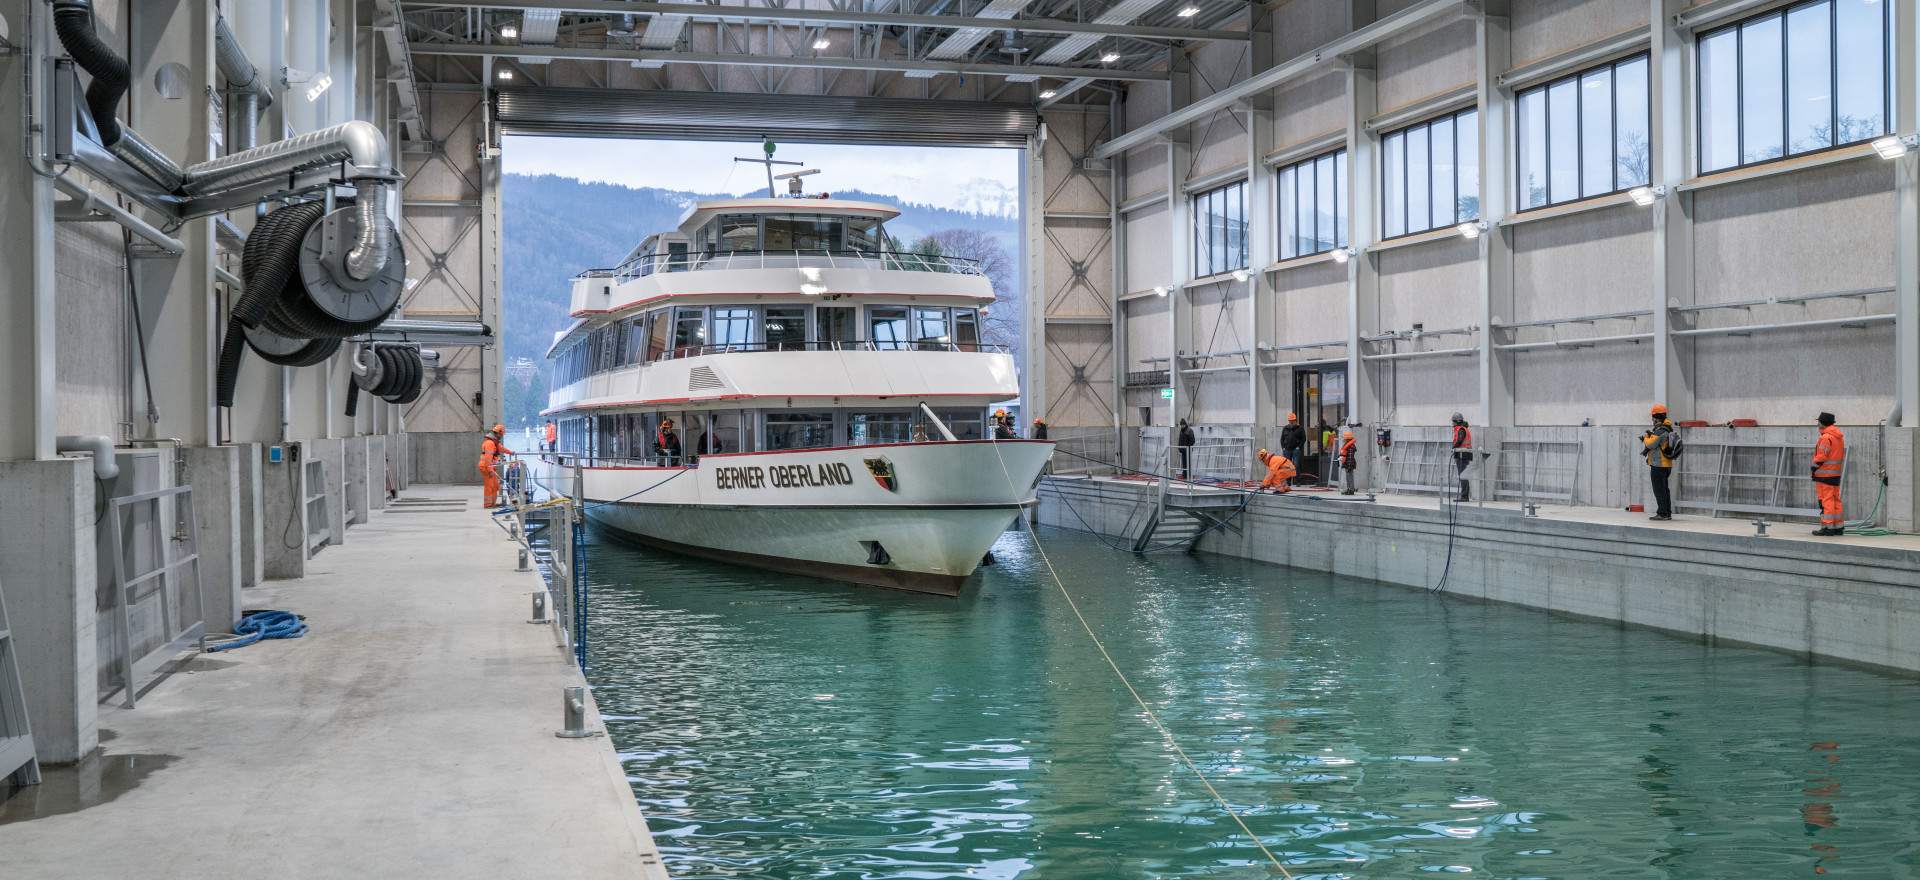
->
(0, 485, 669, 880)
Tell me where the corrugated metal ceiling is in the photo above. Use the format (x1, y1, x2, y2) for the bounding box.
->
(494, 88, 1037, 148)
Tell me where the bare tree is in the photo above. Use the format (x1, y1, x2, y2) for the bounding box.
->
(911, 228, 1020, 355)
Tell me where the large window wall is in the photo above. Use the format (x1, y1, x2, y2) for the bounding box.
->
(1382, 108, 1480, 239)
(1192, 180, 1249, 277)
(1278, 150, 1348, 259)
(1516, 55, 1651, 210)
(1697, 0, 1889, 174)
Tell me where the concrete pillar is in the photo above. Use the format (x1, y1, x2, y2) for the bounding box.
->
(1475, 9, 1514, 429)
(1652, 0, 1697, 415)
(182, 446, 244, 633)
(1244, 8, 1277, 430)
(1022, 138, 1046, 418)
(0, 459, 99, 764)
(1166, 48, 1193, 431)
(0, 0, 59, 463)
(234, 443, 267, 587)
(480, 100, 506, 433)
(1892, 0, 1919, 528)
(262, 448, 308, 580)
(1346, 57, 1381, 451)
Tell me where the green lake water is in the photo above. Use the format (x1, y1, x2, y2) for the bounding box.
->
(579, 525, 1920, 879)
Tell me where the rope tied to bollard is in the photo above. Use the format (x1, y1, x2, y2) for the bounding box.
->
(202, 610, 309, 653)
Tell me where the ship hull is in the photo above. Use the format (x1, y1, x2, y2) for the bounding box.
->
(539, 440, 1052, 596)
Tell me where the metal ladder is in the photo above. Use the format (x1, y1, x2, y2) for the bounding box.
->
(0, 575, 40, 787)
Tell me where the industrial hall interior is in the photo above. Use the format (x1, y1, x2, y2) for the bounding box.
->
(2, 0, 1920, 876)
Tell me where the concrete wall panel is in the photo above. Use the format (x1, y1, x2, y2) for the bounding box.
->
(1694, 325, 1894, 425)
(1385, 354, 1477, 425)
(1511, 203, 1654, 322)
(1692, 160, 1894, 304)
(1272, 70, 1347, 154)
(1124, 145, 1168, 203)
(1189, 108, 1249, 182)
(1121, 82, 1171, 137)
(1044, 323, 1116, 428)
(1510, 0, 1652, 67)
(1275, 262, 1349, 350)
(1275, 0, 1351, 59)
(1044, 223, 1115, 318)
(1124, 202, 1172, 293)
(1378, 237, 1480, 330)
(1514, 343, 1654, 426)
(1376, 18, 1476, 112)
(1126, 293, 1171, 362)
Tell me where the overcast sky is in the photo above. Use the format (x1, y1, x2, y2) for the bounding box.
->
(505, 136, 1019, 212)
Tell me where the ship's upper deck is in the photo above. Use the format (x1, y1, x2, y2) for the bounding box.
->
(565, 196, 994, 318)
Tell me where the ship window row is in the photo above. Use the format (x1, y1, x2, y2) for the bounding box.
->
(1214, 0, 1888, 248)
(553, 304, 988, 386)
(692, 213, 888, 256)
(554, 407, 989, 464)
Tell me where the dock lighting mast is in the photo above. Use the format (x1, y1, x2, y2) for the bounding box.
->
(735, 138, 803, 197)
(774, 168, 821, 197)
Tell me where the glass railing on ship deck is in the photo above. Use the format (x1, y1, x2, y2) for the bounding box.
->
(578, 249, 988, 284)
(651, 340, 1012, 360)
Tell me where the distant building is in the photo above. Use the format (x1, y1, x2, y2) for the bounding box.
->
(503, 357, 538, 382)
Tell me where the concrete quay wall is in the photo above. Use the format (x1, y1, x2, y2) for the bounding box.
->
(1037, 477, 1920, 675)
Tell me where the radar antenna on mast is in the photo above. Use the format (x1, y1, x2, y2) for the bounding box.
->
(734, 137, 803, 197)
(774, 168, 821, 197)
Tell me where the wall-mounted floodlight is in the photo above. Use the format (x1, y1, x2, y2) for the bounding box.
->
(1039, 89, 1057, 99)
(501, 24, 519, 39)
(1331, 246, 1354, 264)
(1177, 5, 1200, 16)
(1628, 185, 1667, 206)
(1231, 268, 1251, 282)
(1155, 285, 1171, 297)
(1457, 220, 1488, 239)
(813, 38, 831, 50)
(1872, 134, 1917, 159)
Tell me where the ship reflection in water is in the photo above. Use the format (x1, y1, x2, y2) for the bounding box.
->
(581, 526, 1920, 879)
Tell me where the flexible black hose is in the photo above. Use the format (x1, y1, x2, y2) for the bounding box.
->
(369, 346, 401, 398)
(219, 203, 323, 405)
(344, 373, 360, 417)
(250, 333, 339, 367)
(51, 0, 129, 147)
(390, 350, 424, 405)
(214, 315, 249, 407)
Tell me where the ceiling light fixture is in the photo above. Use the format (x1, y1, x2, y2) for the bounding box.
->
(497, 68, 513, 81)
(500, 24, 518, 39)
(1102, 51, 1121, 63)
(1177, 5, 1200, 16)
(1039, 89, 1057, 99)
(1627, 184, 1668, 206)
(813, 38, 831, 50)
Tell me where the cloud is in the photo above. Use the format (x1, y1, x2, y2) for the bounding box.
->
(504, 136, 1020, 214)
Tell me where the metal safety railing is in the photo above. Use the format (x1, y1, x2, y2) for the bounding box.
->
(1385, 439, 1466, 496)
(501, 460, 589, 669)
(1493, 440, 1581, 504)
(304, 458, 330, 554)
(1673, 441, 1834, 519)
(1049, 433, 1121, 476)
(1176, 439, 1255, 485)
(601, 248, 988, 282)
(0, 573, 41, 785)
(105, 485, 205, 709)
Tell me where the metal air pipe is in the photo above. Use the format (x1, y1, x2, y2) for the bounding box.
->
(178, 119, 390, 195)
(57, 435, 120, 480)
(214, 14, 273, 149)
(344, 181, 394, 280)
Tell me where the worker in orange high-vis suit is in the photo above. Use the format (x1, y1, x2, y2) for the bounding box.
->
(543, 420, 557, 453)
(480, 424, 511, 507)
(1257, 448, 1296, 494)
(1811, 412, 1845, 536)
(1339, 428, 1359, 495)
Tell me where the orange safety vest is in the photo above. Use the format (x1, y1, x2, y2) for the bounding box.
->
(1340, 435, 1358, 468)
(480, 436, 510, 465)
(1812, 425, 1845, 485)
(544, 423, 557, 443)
(1260, 452, 1296, 487)
(1452, 423, 1471, 450)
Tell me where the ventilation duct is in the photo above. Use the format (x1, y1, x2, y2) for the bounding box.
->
(214, 14, 274, 149)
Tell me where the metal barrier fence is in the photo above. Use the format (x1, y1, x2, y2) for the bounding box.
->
(1493, 441, 1581, 504)
(1049, 433, 1120, 475)
(1180, 439, 1254, 485)
(105, 485, 205, 709)
(304, 458, 331, 554)
(1674, 441, 1833, 519)
(1385, 440, 1463, 496)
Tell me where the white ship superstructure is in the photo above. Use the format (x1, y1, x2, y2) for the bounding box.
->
(540, 193, 1049, 595)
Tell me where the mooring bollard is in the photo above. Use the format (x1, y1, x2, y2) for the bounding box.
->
(528, 591, 549, 623)
(517, 546, 532, 572)
(555, 685, 598, 738)
(509, 520, 520, 541)
(1752, 517, 1770, 538)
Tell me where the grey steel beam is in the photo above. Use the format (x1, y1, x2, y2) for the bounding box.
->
(1092, 0, 1463, 159)
(419, 0, 1250, 42)
(409, 42, 1172, 81)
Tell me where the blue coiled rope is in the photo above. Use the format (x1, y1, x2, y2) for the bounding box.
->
(204, 610, 309, 652)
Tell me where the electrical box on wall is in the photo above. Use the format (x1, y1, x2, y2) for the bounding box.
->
(269, 446, 283, 463)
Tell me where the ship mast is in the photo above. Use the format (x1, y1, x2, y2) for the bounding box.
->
(734, 138, 803, 197)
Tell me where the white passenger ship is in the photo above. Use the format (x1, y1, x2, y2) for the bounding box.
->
(539, 189, 1050, 595)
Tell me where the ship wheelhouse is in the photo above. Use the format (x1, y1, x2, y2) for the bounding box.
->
(543, 197, 1016, 464)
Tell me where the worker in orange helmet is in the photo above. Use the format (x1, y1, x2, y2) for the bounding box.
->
(1256, 448, 1296, 494)
(1338, 427, 1359, 495)
(1641, 404, 1678, 520)
(1811, 412, 1846, 536)
(479, 423, 512, 507)
(1279, 411, 1306, 485)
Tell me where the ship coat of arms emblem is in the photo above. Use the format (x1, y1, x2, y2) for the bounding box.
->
(863, 457, 898, 492)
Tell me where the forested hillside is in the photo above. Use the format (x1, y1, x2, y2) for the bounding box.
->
(500, 173, 1023, 427)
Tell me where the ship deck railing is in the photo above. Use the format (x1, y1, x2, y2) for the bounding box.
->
(649, 339, 1013, 360)
(581, 248, 987, 282)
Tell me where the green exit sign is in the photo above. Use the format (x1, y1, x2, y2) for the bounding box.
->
(1160, 388, 1174, 399)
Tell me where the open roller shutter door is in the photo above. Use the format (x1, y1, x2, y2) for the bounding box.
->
(493, 88, 1037, 148)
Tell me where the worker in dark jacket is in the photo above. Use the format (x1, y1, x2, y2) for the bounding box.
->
(1031, 418, 1048, 440)
(1175, 418, 1196, 479)
(1339, 428, 1359, 495)
(1450, 412, 1472, 501)
(1640, 405, 1677, 520)
(1811, 412, 1845, 536)
(1279, 413, 1306, 484)
(654, 417, 682, 466)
